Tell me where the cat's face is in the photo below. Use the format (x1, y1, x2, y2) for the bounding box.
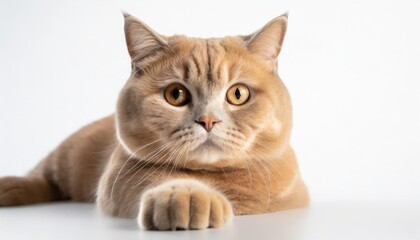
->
(116, 14, 292, 169)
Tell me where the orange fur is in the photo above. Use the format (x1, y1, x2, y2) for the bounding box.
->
(0, 13, 309, 230)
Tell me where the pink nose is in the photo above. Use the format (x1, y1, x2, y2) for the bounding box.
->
(195, 116, 221, 132)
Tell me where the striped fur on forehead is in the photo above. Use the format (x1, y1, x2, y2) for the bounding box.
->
(174, 38, 232, 87)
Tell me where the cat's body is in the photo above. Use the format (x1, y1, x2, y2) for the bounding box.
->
(0, 13, 309, 230)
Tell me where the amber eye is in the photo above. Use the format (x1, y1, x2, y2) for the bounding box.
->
(226, 84, 250, 105)
(164, 83, 190, 106)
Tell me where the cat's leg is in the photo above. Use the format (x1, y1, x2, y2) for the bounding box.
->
(0, 116, 116, 206)
(0, 176, 61, 206)
(0, 157, 63, 206)
(138, 179, 233, 230)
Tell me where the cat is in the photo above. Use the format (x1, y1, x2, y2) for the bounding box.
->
(0, 12, 309, 230)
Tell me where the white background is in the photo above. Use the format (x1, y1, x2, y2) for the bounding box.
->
(1, 1, 419, 238)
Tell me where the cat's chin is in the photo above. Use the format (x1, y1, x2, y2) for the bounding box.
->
(195, 139, 220, 151)
(189, 139, 225, 164)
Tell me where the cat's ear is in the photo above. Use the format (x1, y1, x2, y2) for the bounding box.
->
(123, 13, 168, 63)
(244, 13, 288, 71)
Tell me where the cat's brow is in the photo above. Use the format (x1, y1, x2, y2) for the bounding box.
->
(206, 40, 215, 85)
(182, 62, 190, 82)
(192, 54, 202, 78)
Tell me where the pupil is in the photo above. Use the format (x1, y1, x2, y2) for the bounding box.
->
(235, 88, 241, 99)
(172, 88, 180, 100)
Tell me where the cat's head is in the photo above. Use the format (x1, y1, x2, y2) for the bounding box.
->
(116, 13, 292, 169)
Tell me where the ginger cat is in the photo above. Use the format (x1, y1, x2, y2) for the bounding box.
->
(0, 13, 309, 230)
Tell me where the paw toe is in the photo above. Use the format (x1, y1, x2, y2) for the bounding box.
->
(138, 193, 156, 230)
(189, 190, 211, 229)
(169, 190, 190, 230)
(209, 194, 224, 228)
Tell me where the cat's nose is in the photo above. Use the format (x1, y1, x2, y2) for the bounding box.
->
(195, 116, 221, 132)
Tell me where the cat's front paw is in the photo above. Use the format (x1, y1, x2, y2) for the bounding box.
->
(138, 179, 233, 230)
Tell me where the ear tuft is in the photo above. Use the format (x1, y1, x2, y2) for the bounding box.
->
(123, 13, 168, 63)
(245, 13, 288, 71)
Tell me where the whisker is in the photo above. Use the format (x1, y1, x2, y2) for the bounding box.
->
(121, 140, 170, 180)
(132, 139, 192, 188)
(235, 153, 253, 189)
(110, 139, 160, 201)
(242, 151, 272, 207)
(250, 143, 298, 177)
(149, 141, 184, 186)
(167, 141, 189, 179)
(182, 144, 192, 170)
(128, 141, 175, 186)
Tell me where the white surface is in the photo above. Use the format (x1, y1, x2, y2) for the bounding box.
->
(1, 202, 419, 240)
(1, 0, 420, 239)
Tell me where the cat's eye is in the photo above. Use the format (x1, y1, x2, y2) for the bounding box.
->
(226, 84, 250, 105)
(164, 83, 190, 106)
